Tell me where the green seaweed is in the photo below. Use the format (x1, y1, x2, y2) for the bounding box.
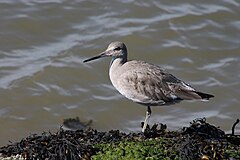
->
(225, 149, 240, 159)
(92, 138, 179, 160)
(92, 136, 240, 160)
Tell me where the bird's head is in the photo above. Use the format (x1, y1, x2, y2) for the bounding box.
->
(83, 41, 127, 63)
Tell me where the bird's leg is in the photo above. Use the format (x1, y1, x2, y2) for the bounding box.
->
(142, 106, 152, 132)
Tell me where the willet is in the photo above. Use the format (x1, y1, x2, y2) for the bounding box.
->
(83, 41, 214, 132)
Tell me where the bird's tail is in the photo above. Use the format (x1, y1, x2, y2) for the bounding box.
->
(195, 91, 214, 100)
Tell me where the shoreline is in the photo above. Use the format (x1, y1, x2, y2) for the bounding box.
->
(0, 118, 239, 159)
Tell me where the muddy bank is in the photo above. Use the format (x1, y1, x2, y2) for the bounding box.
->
(0, 118, 239, 160)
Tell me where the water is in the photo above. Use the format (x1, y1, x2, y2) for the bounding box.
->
(0, 0, 239, 146)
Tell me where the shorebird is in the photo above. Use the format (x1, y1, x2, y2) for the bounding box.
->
(83, 41, 214, 132)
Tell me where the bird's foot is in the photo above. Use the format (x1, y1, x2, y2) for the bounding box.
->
(141, 122, 167, 138)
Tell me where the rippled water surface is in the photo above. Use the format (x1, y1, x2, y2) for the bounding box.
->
(0, 0, 239, 146)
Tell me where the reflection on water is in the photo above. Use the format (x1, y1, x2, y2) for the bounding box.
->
(0, 0, 239, 146)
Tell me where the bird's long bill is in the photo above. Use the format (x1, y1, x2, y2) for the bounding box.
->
(83, 52, 106, 63)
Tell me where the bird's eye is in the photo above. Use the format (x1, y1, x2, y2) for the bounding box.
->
(114, 47, 121, 51)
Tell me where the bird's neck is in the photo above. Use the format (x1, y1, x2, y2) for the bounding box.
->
(109, 56, 127, 81)
(109, 57, 127, 89)
(110, 56, 127, 67)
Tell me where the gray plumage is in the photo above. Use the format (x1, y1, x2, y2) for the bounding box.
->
(83, 41, 214, 132)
